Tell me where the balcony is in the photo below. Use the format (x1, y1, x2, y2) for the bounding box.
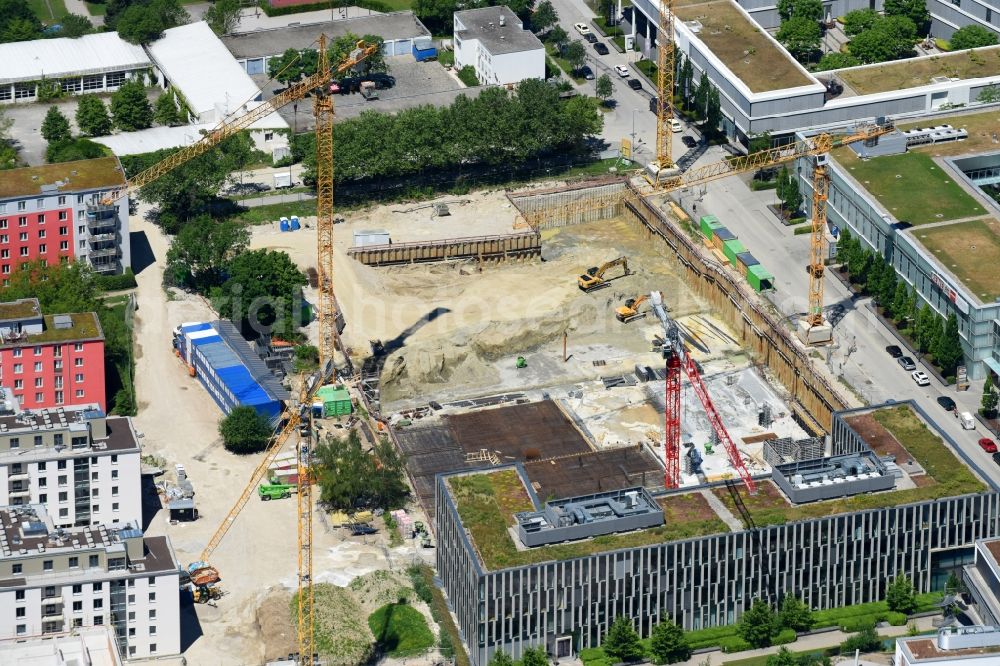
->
(89, 247, 119, 259)
(89, 232, 118, 244)
(90, 261, 120, 275)
(7, 472, 28, 482)
(85, 206, 118, 233)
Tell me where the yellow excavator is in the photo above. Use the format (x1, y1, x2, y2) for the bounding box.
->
(616, 295, 648, 323)
(578, 256, 630, 292)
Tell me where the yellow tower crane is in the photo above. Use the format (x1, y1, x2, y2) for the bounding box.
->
(103, 38, 377, 666)
(646, 0, 678, 187)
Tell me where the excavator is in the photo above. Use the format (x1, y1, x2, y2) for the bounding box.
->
(616, 295, 648, 323)
(578, 256, 630, 292)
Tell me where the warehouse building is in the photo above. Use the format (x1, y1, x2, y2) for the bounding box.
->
(0, 158, 131, 276)
(435, 400, 1000, 664)
(0, 298, 106, 412)
(0, 393, 142, 529)
(0, 32, 151, 104)
(453, 6, 545, 86)
(0, 504, 180, 660)
(173, 321, 289, 422)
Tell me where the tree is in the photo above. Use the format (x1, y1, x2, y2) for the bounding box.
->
(268, 48, 319, 84)
(777, 0, 822, 22)
(945, 571, 967, 596)
(110, 80, 153, 131)
(840, 625, 881, 653)
(886, 575, 917, 615)
(165, 215, 250, 291)
(563, 40, 586, 72)
(315, 430, 409, 510)
(738, 599, 777, 648)
(413, 0, 458, 35)
(548, 24, 568, 48)
(488, 653, 515, 666)
(693, 71, 710, 118)
(777, 16, 821, 62)
(370, 436, 409, 511)
(815, 52, 861, 71)
(75, 94, 113, 136)
(704, 86, 723, 138)
(884, 0, 929, 35)
(749, 131, 772, 154)
(935, 312, 964, 377)
(916, 304, 938, 354)
(46, 138, 105, 163)
(0, 0, 40, 43)
(891, 282, 911, 324)
(778, 595, 814, 633)
(766, 647, 798, 666)
(214, 249, 307, 340)
(153, 92, 183, 126)
(650, 618, 691, 664)
(950, 24, 999, 50)
(329, 32, 387, 73)
(596, 74, 613, 104)
(982, 374, 998, 417)
(205, 0, 241, 35)
(679, 54, 694, 109)
(520, 647, 549, 666)
(531, 0, 557, 33)
(877, 262, 898, 312)
(114, 0, 187, 44)
(603, 616, 644, 662)
(58, 14, 93, 37)
(777, 167, 802, 216)
(41, 106, 72, 143)
(843, 9, 879, 36)
(219, 405, 273, 454)
(849, 15, 917, 63)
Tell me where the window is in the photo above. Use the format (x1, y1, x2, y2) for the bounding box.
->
(18, 231, 26, 240)
(73, 601, 82, 611)
(77, 225, 84, 235)
(16, 607, 25, 617)
(111, 455, 118, 464)
(92, 488, 99, 498)
(16, 201, 24, 211)
(34, 362, 42, 372)
(75, 389, 84, 398)
(38, 244, 46, 254)
(37, 477, 45, 487)
(2, 265, 10, 275)
(43, 559, 53, 571)
(128, 611, 135, 621)
(75, 373, 84, 383)
(150, 625, 157, 635)
(129, 647, 136, 657)
(15, 625, 25, 636)
(82, 75, 102, 91)
(91, 471, 98, 481)
(19, 247, 28, 257)
(58, 508, 68, 517)
(106, 71, 126, 87)
(13, 364, 21, 374)
(89, 555, 98, 567)
(68, 556, 78, 568)
(111, 469, 118, 479)
(60, 241, 68, 251)
(73, 584, 82, 594)
(93, 598, 103, 609)
(986, 7, 992, 21)
(92, 503, 99, 512)
(33, 433, 42, 444)
(149, 592, 156, 602)
(149, 644, 157, 654)
(55, 391, 63, 405)
(0, 249, 6, 259)
(13, 564, 22, 575)
(77, 195, 83, 204)
(54, 434, 62, 446)
(112, 502, 119, 511)
(93, 582, 102, 592)
(148, 576, 156, 585)
(57, 460, 66, 469)
(39, 493, 47, 502)
(149, 609, 157, 620)
(112, 486, 118, 497)
(74, 343, 84, 352)
(94, 615, 103, 626)
(128, 594, 135, 604)
(44, 586, 55, 597)
(34, 378, 42, 388)
(37, 214, 44, 224)
(75, 358, 83, 367)
(58, 196, 66, 205)
(129, 627, 136, 637)
(38, 230, 46, 239)
(59, 226, 67, 235)
(35, 392, 43, 402)
(58, 211, 67, 221)
(35, 199, 43, 209)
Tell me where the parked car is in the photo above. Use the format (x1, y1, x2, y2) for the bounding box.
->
(574, 22, 591, 35)
(681, 135, 697, 148)
(593, 42, 609, 55)
(578, 65, 595, 80)
(885, 345, 903, 358)
(670, 118, 683, 132)
(584, 32, 598, 43)
(615, 64, 630, 78)
(898, 356, 916, 371)
(992, 451, 1000, 466)
(363, 72, 396, 89)
(911, 370, 930, 386)
(936, 396, 957, 411)
(627, 78, 642, 90)
(979, 438, 998, 453)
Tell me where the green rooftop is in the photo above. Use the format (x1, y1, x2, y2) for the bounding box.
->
(0, 298, 41, 320)
(0, 313, 104, 346)
(0, 157, 124, 200)
(838, 46, 1000, 96)
(914, 218, 1000, 304)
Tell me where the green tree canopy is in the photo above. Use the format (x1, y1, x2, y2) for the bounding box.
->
(815, 52, 861, 71)
(738, 598, 777, 648)
(488, 653, 515, 666)
(983, 374, 999, 416)
(76, 94, 113, 137)
(779, 595, 814, 633)
(153, 91, 183, 126)
(549, 24, 568, 47)
(884, 0, 929, 35)
(886, 575, 917, 614)
(596, 74, 613, 102)
(603, 616, 645, 662)
(41, 106, 72, 143)
(46, 138, 106, 163)
(114, 0, 187, 43)
(520, 647, 549, 666)
(840, 625, 881, 653)
(165, 215, 250, 292)
(767, 647, 798, 666)
(563, 40, 587, 71)
(0, 0, 40, 43)
(843, 8, 879, 36)
(777, 0, 822, 21)
(777, 15, 821, 62)
(205, 0, 241, 35)
(219, 405, 273, 454)
(315, 430, 409, 510)
(950, 24, 999, 50)
(111, 80, 153, 131)
(934, 312, 964, 377)
(650, 618, 691, 664)
(849, 15, 917, 63)
(704, 86, 723, 138)
(213, 249, 306, 340)
(57, 14, 94, 37)
(531, 0, 557, 33)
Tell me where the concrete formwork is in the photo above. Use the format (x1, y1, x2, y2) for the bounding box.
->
(347, 231, 541, 266)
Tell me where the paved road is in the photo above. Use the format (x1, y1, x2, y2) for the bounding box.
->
(685, 147, 998, 485)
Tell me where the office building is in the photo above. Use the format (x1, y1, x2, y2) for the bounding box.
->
(454, 6, 545, 86)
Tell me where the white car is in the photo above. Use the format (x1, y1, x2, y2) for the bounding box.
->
(911, 370, 930, 386)
(670, 118, 684, 132)
(614, 65, 630, 78)
(574, 22, 591, 35)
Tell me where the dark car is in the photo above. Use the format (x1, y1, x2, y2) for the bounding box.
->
(584, 32, 598, 43)
(349, 523, 377, 536)
(936, 396, 957, 411)
(578, 65, 595, 80)
(627, 78, 642, 90)
(681, 135, 697, 148)
(898, 356, 916, 371)
(593, 42, 609, 55)
(993, 451, 1000, 467)
(362, 73, 396, 89)
(885, 345, 903, 358)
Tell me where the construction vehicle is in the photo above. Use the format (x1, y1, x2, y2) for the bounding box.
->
(258, 479, 297, 500)
(616, 295, 648, 323)
(193, 585, 223, 604)
(578, 256, 630, 292)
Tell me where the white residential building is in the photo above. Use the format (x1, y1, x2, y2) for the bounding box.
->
(453, 6, 545, 86)
(0, 625, 123, 665)
(0, 394, 142, 529)
(0, 504, 180, 660)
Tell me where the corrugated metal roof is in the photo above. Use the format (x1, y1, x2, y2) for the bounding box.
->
(0, 33, 151, 85)
(217, 365, 272, 407)
(189, 331, 221, 344)
(180, 322, 213, 334)
(198, 341, 241, 369)
(94, 116, 286, 157)
(212, 320, 289, 401)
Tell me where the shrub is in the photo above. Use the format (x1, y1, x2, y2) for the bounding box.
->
(95, 268, 137, 291)
(219, 406, 274, 454)
(885, 611, 908, 626)
(841, 615, 882, 632)
(457, 66, 479, 86)
(773, 628, 798, 645)
(718, 636, 753, 653)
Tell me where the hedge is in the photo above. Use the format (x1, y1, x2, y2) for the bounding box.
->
(885, 612, 908, 626)
(750, 179, 778, 191)
(774, 628, 798, 645)
(718, 635, 753, 653)
(95, 268, 137, 291)
(793, 225, 814, 235)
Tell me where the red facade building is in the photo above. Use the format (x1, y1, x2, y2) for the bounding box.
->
(0, 299, 106, 412)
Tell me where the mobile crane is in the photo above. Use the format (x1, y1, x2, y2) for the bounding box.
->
(615, 295, 648, 323)
(577, 256, 630, 292)
(105, 38, 377, 665)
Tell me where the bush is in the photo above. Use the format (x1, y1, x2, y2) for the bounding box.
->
(260, 0, 389, 16)
(773, 628, 798, 645)
(885, 611, 908, 626)
(750, 179, 778, 191)
(841, 615, 882, 632)
(219, 406, 274, 454)
(95, 269, 137, 291)
(718, 636, 753, 653)
(46, 138, 107, 164)
(457, 65, 479, 86)
(793, 225, 814, 235)
(840, 626, 881, 654)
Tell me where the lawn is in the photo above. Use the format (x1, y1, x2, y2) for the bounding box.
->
(897, 109, 1000, 156)
(376, 0, 413, 9)
(715, 405, 986, 529)
(368, 603, 435, 657)
(673, 0, 811, 93)
(412, 565, 471, 666)
(27, 0, 67, 22)
(229, 198, 318, 225)
(546, 44, 586, 83)
(915, 218, 1000, 303)
(832, 149, 986, 225)
(449, 471, 729, 570)
(839, 46, 1000, 95)
(85, 1, 106, 14)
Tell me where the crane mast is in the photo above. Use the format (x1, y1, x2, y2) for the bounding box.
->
(655, 0, 675, 173)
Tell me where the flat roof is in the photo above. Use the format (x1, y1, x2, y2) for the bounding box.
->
(0, 32, 151, 86)
(899, 630, 1000, 661)
(0, 298, 41, 321)
(0, 626, 123, 666)
(0, 312, 104, 347)
(146, 21, 287, 129)
(0, 157, 125, 200)
(897, 109, 1000, 157)
(455, 6, 544, 55)
(838, 46, 1000, 96)
(914, 218, 1000, 304)
(221, 11, 430, 59)
(673, 0, 811, 93)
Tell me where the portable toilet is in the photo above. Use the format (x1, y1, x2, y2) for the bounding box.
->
(290, 216, 301, 231)
(312, 401, 324, 418)
(279, 217, 290, 232)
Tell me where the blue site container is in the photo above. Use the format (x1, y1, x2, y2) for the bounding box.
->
(412, 38, 438, 62)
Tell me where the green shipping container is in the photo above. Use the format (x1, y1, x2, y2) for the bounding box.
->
(699, 215, 721, 240)
(722, 239, 747, 267)
(316, 385, 352, 416)
(747, 264, 775, 292)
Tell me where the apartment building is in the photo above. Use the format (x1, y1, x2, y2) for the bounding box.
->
(453, 6, 545, 86)
(0, 625, 123, 665)
(0, 393, 141, 529)
(0, 298, 106, 412)
(0, 157, 131, 276)
(0, 504, 180, 660)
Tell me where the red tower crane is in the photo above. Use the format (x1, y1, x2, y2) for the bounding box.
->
(649, 292, 757, 494)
